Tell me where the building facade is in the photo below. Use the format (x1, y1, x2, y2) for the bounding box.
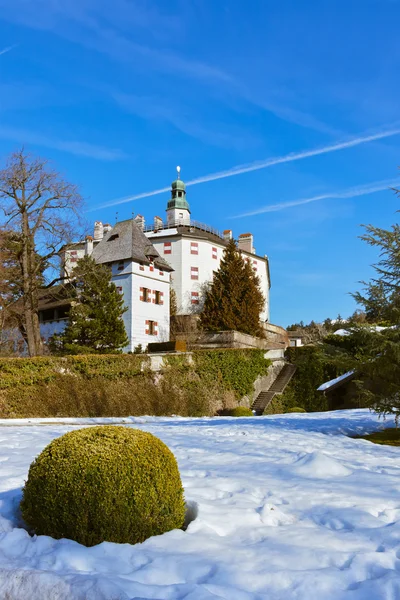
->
(143, 173, 271, 320)
(40, 170, 271, 351)
(41, 219, 172, 352)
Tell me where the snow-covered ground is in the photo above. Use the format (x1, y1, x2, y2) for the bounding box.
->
(0, 409, 400, 599)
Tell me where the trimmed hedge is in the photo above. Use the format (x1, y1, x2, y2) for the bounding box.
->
(164, 349, 270, 400)
(0, 349, 270, 418)
(228, 406, 254, 417)
(0, 354, 148, 389)
(286, 407, 306, 413)
(21, 426, 185, 546)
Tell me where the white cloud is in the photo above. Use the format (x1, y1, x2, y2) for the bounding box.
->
(0, 126, 127, 161)
(96, 125, 400, 210)
(0, 45, 16, 56)
(233, 178, 399, 218)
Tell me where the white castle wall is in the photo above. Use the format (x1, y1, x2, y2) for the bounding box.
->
(147, 233, 270, 321)
(40, 259, 170, 353)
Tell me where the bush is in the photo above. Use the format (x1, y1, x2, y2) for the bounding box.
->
(228, 406, 254, 417)
(286, 407, 306, 413)
(192, 349, 271, 399)
(21, 426, 185, 547)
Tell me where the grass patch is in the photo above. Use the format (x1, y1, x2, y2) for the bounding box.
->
(355, 428, 400, 447)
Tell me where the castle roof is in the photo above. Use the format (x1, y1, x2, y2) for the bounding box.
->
(92, 218, 173, 271)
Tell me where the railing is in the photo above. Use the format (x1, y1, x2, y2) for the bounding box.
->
(143, 219, 225, 240)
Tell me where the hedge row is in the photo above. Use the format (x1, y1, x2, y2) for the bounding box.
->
(164, 349, 271, 400)
(0, 349, 270, 418)
(0, 354, 148, 389)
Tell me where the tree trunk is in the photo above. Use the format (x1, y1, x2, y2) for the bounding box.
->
(21, 213, 43, 356)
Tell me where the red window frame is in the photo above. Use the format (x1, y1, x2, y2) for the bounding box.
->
(191, 267, 199, 280)
(191, 242, 199, 255)
(145, 320, 158, 335)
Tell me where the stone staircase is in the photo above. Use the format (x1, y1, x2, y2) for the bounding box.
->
(251, 363, 297, 415)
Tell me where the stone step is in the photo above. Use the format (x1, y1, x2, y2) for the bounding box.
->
(251, 363, 297, 416)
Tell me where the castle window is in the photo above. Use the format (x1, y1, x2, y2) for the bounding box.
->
(146, 320, 158, 335)
(191, 266, 199, 280)
(178, 191, 183, 197)
(212, 247, 217, 260)
(164, 242, 172, 255)
(191, 242, 198, 255)
(139, 262, 144, 271)
(116, 286, 123, 294)
(140, 287, 151, 302)
(117, 260, 124, 271)
(154, 291, 164, 305)
(191, 292, 199, 305)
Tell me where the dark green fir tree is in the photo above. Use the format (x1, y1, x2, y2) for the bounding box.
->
(200, 238, 265, 337)
(350, 188, 400, 418)
(56, 256, 128, 354)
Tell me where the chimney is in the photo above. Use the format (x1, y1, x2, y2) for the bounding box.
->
(85, 235, 94, 256)
(238, 233, 254, 254)
(94, 221, 104, 241)
(134, 214, 145, 231)
(223, 229, 233, 241)
(103, 223, 112, 235)
(154, 215, 163, 231)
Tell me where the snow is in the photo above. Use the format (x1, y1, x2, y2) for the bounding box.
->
(333, 326, 391, 337)
(0, 409, 399, 599)
(317, 370, 355, 391)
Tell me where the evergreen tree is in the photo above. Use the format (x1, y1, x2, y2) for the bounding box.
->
(56, 256, 128, 354)
(200, 239, 265, 337)
(350, 187, 400, 417)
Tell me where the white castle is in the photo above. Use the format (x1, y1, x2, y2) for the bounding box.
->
(39, 170, 271, 352)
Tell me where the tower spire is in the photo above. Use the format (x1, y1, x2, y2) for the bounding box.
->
(166, 166, 190, 226)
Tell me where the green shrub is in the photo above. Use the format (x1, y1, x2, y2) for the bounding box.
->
(192, 349, 271, 399)
(0, 349, 267, 418)
(286, 407, 306, 413)
(21, 426, 185, 547)
(0, 354, 148, 390)
(228, 406, 254, 417)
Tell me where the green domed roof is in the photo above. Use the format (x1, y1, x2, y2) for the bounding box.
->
(167, 176, 190, 213)
(171, 179, 186, 191)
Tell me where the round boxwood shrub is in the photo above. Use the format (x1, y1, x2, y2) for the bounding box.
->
(286, 407, 306, 413)
(20, 425, 185, 547)
(228, 406, 254, 417)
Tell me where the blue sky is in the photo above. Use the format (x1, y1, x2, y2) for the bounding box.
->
(1, 0, 399, 327)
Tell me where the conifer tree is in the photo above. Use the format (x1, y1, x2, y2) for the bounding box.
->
(200, 239, 265, 337)
(350, 187, 400, 417)
(56, 256, 128, 354)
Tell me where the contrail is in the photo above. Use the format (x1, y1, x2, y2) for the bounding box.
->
(232, 178, 399, 218)
(93, 125, 400, 211)
(0, 45, 16, 56)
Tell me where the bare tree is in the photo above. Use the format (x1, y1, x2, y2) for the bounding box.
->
(0, 149, 83, 356)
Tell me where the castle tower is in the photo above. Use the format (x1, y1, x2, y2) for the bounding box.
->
(166, 166, 191, 226)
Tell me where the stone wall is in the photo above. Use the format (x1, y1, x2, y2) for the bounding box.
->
(239, 360, 286, 408)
